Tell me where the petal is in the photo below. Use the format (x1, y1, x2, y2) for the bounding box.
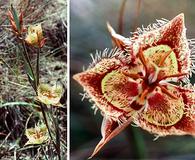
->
(73, 58, 127, 120)
(137, 14, 190, 74)
(143, 86, 184, 126)
(174, 87, 195, 134)
(25, 128, 36, 139)
(74, 56, 142, 119)
(101, 70, 140, 112)
(134, 85, 195, 136)
(157, 14, 190, 74)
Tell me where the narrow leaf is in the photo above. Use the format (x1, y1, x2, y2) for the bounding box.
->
(11, 5, 20, 32)
(0, 101, 37, 108)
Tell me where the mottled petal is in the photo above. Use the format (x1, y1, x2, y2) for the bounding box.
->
(134, 86, 195, 136)
(174, 87, 195, 134)
(143, 86, 184, 126)
(135, 14, 190, 75)
(73, 58, 127, 120)
(156, 14, 190, 74)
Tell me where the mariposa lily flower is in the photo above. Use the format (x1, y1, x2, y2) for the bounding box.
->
(25, 24, 46, 48)
(73, 13, 195, 158)
(37, 83, 63, 106)
(25, 123, 49, 145)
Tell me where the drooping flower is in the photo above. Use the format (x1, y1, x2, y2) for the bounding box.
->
(25, 124, 49, 145)
(25, 24, 46, 47)
(73, 13, 195, 158)
(37, 83, 63, 106)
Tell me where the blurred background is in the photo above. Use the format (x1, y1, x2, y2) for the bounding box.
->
(70, 0, 195, 159)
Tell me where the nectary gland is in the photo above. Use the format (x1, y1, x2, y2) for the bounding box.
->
(101, 70, 139, 113)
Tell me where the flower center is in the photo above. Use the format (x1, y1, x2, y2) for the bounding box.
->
(101, 45, 187, 121)
(132, 45, 187, 107)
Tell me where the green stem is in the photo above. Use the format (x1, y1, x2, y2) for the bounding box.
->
(39, 103, 60, 159)
(41, 145, 49, 160)
(56, 109, 61, 160)
(36, 47, 40, 86)
(40, 104, 54, 141)
(48, 107, 61, 160)
(118, 0, 127, 34)
(52, 108, 61, 160)
(20, 39, 37, 92)
(125, 126, 147, 159)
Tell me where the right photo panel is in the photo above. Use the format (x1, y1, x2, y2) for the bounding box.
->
(70, 0, 195, 159)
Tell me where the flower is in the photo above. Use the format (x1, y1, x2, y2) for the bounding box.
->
(25, 24, 46, 47)
(73, 13, 195, 158)
(37, 83, 63, 106)
(25, 124, 49, 145)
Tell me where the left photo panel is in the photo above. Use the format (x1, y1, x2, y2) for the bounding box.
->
(0, 0, 67, 159)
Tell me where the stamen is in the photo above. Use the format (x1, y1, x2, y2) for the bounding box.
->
(158, 50, 173, 67)
(160, 72, 187, 81)
(138, 47, 148, 73)
(122, 71, 144, 79)
(159, 85, 178, 99)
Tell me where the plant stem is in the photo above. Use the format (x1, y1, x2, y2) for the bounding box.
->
(40, 104, 54, 140)
(125, 126, 147, 159)
(39, 103, 61, 159)
(41, 145, 49, 160)
(133, 0, 142, 31)
(118, 0, 127, 34)
(36, 47, 40, 86)
(20, 39, 37, 92)
(52, 108, 61, 160)
(56, 109, 61, 160)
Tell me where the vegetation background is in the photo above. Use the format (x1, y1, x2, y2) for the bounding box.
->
(71, 0, 195, 159)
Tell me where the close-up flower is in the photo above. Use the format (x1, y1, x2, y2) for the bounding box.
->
(25, 124, 49, 145)
(73, 13, 195, 158)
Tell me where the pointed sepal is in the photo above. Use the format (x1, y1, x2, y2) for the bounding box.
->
(89, 116, 132, 159)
